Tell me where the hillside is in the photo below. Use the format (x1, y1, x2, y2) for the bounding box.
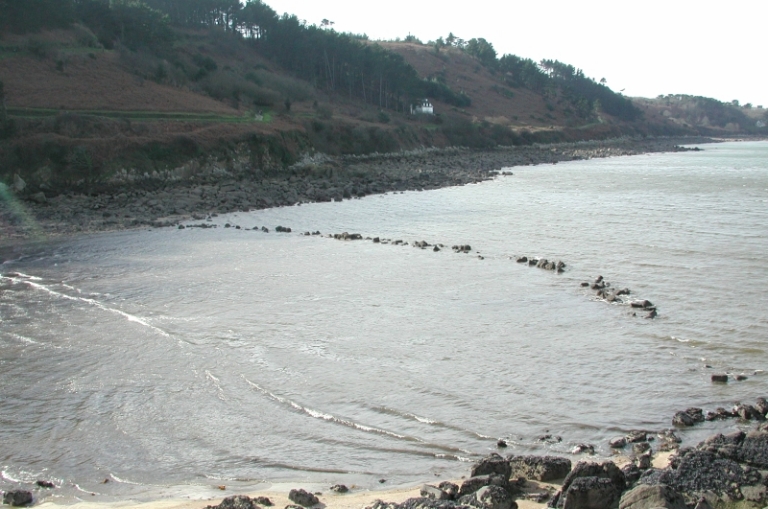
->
(1, 0, 764, 199)
(378, 42, 562, 129)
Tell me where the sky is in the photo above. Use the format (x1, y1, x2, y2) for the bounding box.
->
(263, 0, 768, 107)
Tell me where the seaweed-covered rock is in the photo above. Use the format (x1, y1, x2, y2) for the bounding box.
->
(698, 430, 768, 469)
(471, 453, 512, 479)
(618, 484, 686, 509)
(643, 449, 762, 501)
(508, 455, 572, 482)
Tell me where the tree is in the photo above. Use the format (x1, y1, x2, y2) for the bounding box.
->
(465, 38, 497, 69)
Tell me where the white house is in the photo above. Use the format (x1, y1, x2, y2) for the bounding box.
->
(411, 99, 434, 115)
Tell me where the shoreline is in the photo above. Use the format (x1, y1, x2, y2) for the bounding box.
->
(1, 136, 718, 247)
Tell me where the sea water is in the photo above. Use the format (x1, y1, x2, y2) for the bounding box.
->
(1, 140, 767, 503)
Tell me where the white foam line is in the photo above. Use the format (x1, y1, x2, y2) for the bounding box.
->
(404, 412, 438, 425)
(1, 470, 22, 483)
(243, 376, 409, 440)
(21, 280, 170, 337)
(206, 370, 227, 401)
(6, 333, 41, 345)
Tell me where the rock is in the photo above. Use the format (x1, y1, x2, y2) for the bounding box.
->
(204, 495, 260, 509)
(610, 437, 627, 449)
(2, 491, 33, 507)
(672, 411, 694, 427)
(497, 439, 507, 448)
(471, 453, 512, 479)
(560, 461, 626, 500)
(630, 300, 653, 309)
(571, 444, 595, 455)
(12, 174, 26, 193)
(433, 246, 440, 252)
(733, 403, 764, 421)
(254, 496, 273, 506)
(330, 484, 349, 493)
(636, 454, 652, 470)
(459, 474, 512, 497)
(437, 482, 459, 500)
(28, 192, 47, 204)
(625, 431, 647, 444)
(261, 226, 269, 233)
(560, 477, 622, 509)
(516, 257, 528, 263)
(753, 397, 768, 414)
(288, 488, 320, 507)
(646, 449, 761, 501)
(632, 442, 651, 455)
(618, 484, 686, 509)
(710, 373, 728, 383)
(178, 224, 186, 229)
(35, 480, 55, 488)
(420, 485, 450, 500)
(459, 485, 516, 509)
(621, 464, 642, 485)
(508, 455, 572, 482)
(581, 282, 589, 287)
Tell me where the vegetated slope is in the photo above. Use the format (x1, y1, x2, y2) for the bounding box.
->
(379, 42, 562, 129)
(0, 50, 238, 113)
(634, 95, 767, 134)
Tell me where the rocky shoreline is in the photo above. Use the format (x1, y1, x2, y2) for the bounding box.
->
(0, 137, 714, 244)
(5, 397, 768, 508)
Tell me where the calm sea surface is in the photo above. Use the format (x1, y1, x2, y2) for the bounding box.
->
(1, 141, 767, 503)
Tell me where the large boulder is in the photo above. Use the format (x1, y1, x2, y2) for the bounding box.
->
(508, 455, 571, 481)
(618, 484, 686, 509)
(561, 477, 622, 509)
(471, 454, 512, 479)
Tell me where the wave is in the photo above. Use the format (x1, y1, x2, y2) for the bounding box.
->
(242, 376, 408, 440)
(6, 273, 170, 338)
(242, 377, 477, 459)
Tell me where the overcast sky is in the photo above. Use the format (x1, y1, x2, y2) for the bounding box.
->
(263, 0, 768, 107)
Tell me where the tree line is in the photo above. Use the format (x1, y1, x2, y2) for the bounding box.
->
(433, 32, 641, 121)
(0, 0, 469, 112)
